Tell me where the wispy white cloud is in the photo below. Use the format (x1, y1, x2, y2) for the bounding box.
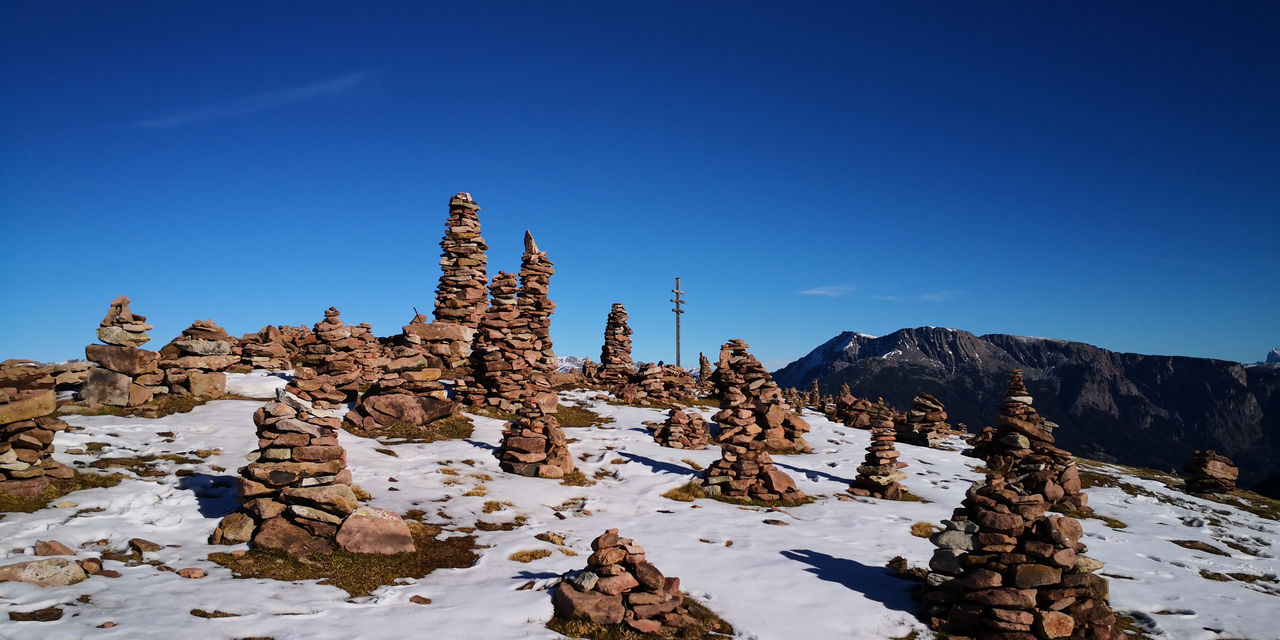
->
(870, 291, 958, 303)
(798, 285, 855, 298)
(136, 71, 371, 129)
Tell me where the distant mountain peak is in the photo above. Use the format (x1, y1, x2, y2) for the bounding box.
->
(1268, 348, 1280, 364)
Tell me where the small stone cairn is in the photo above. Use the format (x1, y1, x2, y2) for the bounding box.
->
(921, 473, 1120, 640)
(848, 400, 909, 499)
(1184, 450, 1238, 494)
(342, 337, 454, 434)
(156, 320, 237, 399)
(972, 370, 1087, 512)
(239, 325, 294, 370)
(434, 192, 489, 328)
(400, 313, 475, 370)
(807, 379, 822, 409)
(653, 408, 710, 450)
(897, 392, 953, 447)
(629, 362, 697, 404)
(598, 303, 634, 385)
(552, 529, 695, 633)
(696, 352, 713, 392)
(81, 296, 161, 407)
(212, 386, 415, 556)
(701, 340, 808, 503)
(0, 361, 72, 493)
(709, 339, 811, 453)
(299, 308, 369, 402)
(580, 357, 599, 383)
(494, 402, 575, 479)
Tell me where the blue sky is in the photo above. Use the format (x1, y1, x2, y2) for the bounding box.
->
(2, 1, 1277, 370)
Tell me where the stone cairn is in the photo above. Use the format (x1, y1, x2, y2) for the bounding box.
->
(0, 361, 72, 493)
(239, 325, 295, 370)
(696, 352, 713, 392)
(343, 328, 455, 434)
(434, 192, 489, 329)
(653, 408, 710, 450)
(628, 362, 697, 404)
(1183, 450, 1238, 495)
(920, 473, 1120, 640)
(299, 308, 370, 402)
(701, 340, 808, 503)
(848, 400, 909, 499)
(598, 303, 634, 385)
(400, 313, 475, 371)
(81, 296, 161, 407)
(349, 322, 389, 387)
(516, 231, 559, 415)
(971, 370, 1087, 512)
(580, 357, 599, 383)
(897, 392, 954, 447)
(552, 529, 695, 633)
(155, 320, 237, 399)
(212, 385, 415, 556)
(709, 339, 811, 453)
(493, 402, 575, 479)
(807, 379, 822, 410)
(470, 272, 541, 414)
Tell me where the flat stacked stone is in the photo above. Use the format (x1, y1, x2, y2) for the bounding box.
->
(470, 272, 541, 414)
(1184, 450, 1238, 495)
(921, 475, 1120, 640)
(0, 360, 72, 494)
(433, 192, 489, 329)
(155, 320, 237, 399)
(897, 392, 953, 447)
(972, 370, 1087, 512)
(653, 408, 710, 450)
(47, 360, 94, 392)
(342, 342, 454, 434)
(709, 339, 811, 453)
(849, 400, 909, 499)
(701, 341, 807, 503)
(212, 386, 414, 556)
(400, 314, 475, 370)
(552, 529, 695, 633)
(300, 307, 367, 402)
(81, 296, 160, 407)
(239, 325, 293, 370)
(598, 303, 634, 385)
(516, 231, 559, 415)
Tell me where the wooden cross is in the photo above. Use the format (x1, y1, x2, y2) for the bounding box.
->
(670, 277, 685, 368)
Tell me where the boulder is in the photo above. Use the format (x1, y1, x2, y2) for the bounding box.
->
(335, 506, 415, 554)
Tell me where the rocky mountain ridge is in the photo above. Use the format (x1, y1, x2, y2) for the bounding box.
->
(773, 327, 1280, 494)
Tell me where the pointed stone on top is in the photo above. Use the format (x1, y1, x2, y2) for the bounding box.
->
(524, 230, 538, 254)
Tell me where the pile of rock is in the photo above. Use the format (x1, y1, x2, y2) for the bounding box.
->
(299, 308, 377, 402)
(628, 362, 698, 404)
(696, 352, 713, 392)
(342, 342, 454, 434)
(598, 303, 634, 385)
(212, 387, 415, 556)
(807, 380, 822, 410)
(156, 320, 237, 399)
(494, 411, 574, 479)
(897, 392, 953, 447)
(1184, 450, 1238, 494)
(920, 475, 1119, 640)
(971, 370, 1087, 511)
(46, 360, 95, 392)
(653, 408, 710, 450)
(580, 357, 599, 383)
(81, 296, 161, 407)
(400, 314, 475, 371)
(0, 360, 72, 492)
(848, 402, 909, 499)
(470, 272, 541, 414)
(709, 339, 811, 453)
(238, 325, 295, 370)
(434, 192, 489, 328)
(552, 529, 697, 633)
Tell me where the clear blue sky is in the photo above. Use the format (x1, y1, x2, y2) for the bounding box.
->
(2, 1, 1277, 370)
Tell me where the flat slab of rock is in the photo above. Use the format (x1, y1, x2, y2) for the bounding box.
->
(0, 558, 87, 587)
(335, 506, 415, 554)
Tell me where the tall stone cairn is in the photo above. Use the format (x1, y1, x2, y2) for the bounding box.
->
(1183, 450, 1238, 494)
(808, 379, 821, 409)
(920, 474, 1120, 640)
(212, 385, 415, 556)
(156, 320, 237, 400)
(517, 231, 559, 414)
(848, 400, 909, 499)
(598, 303, 634, 385)
(81, 296, 161, 407)
(701, 340, 808, 503)
(433, 192, 489, 329)
(709, 339, 811, 453)
(470, 272, 534, 413)
(697, 352, 713, 391)
(972, 370, 1087, 511)
(0, 360, 72, 493)
(897, 392, 953, 447)
(553, 529, 701, 633)
(653, 408, 710, 450)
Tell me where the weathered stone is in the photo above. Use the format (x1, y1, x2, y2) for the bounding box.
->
(0, 557, 87, 587)
(335, 506, 415, 554)
(253, 517, 333, 557)
(552, 583, 625, 625)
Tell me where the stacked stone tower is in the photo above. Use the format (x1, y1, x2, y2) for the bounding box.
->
(0, 361, 72, 492)
(598, 303, 634, 385)
(434, 192, 489, 328)
(709, 339, 811, 453)
(157, 320, 236, 399)
(896, 392, 953, 447)
(81, 296, 161, 407)
(849, 400, 909, 499)
(469, 272, 536, 414)
(517, 231, 559, 415)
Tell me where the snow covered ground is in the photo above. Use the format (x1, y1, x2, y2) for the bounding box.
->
(1, 374, 1276, 639)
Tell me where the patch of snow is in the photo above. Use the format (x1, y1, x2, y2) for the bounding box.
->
(224, 370, 291, 398)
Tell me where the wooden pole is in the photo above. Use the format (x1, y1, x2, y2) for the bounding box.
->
(670, 277, 685, 368)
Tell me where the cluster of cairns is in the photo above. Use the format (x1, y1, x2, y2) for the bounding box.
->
(971, 370, 1087, 512)
(0, 361, 72, 492)
(597, 303, 634, 385)
(81, 297, 161, 407)
(700, 339, 808, 503)
(553, 529, 697, 633)
(921, 472, 1120, 640)
(849, 404, 910, 499)
(896, 392, 954, 447)
(1183, 450, 1238, 495)
(212, 385, 414, 556)
(155, 319, 236, 400)
(434, 192, 489, 328)
(652, 408, 710, 450)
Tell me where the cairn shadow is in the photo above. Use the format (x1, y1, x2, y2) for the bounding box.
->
(514, 569, 562, 580)
(779, 549, 916, 614)
(464, 439, 498, 452)
(773, 461, 853, 485)
(619, 452, 699, 477)
(177, 473, 240, 518)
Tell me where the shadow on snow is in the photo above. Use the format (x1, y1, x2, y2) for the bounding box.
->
(779, 549, 916, 615)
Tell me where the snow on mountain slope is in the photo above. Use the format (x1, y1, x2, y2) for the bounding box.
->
(0, 373, 1276, 639)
